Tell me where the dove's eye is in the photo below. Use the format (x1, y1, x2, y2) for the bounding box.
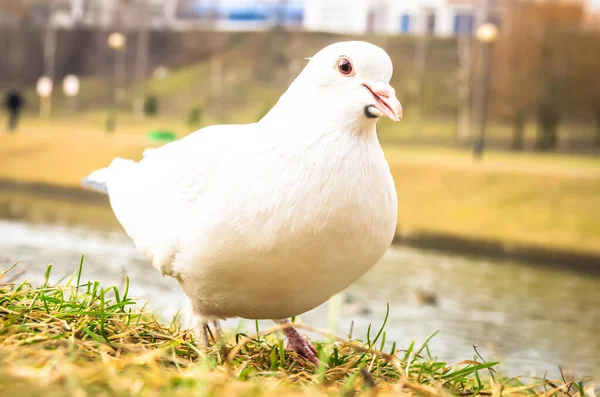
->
(336, 57, 354, 76)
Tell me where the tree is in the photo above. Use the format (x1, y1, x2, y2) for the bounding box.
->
(493, 0, 585, 151)
(560, 29, 600, 148)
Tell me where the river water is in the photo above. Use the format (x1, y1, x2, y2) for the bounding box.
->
(1, 191, 599, 379)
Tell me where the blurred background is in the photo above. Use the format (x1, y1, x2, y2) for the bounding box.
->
(0, 0, 599, 380)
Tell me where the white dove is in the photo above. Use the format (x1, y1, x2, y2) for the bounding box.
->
(83, 41, 402, 364)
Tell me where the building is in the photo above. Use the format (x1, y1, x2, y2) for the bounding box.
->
(587, 0, 600, 9)
(159, 0, 486, 34)
(0, 0, 73, 27)
(303, 0, 487, 37)
(304, 0, 600, 36)
(17, 0, 172, 30)
(8, 0, 597, 34)
(167, 0, 304, 30)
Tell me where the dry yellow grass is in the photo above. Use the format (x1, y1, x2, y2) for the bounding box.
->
(0, 116, 164, 187)
(386, 147, 600, 255)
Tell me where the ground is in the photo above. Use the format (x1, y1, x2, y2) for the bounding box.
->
(0, 264, 589, 397)
(1, 116, 599, 256)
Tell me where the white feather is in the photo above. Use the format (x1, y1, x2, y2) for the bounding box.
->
(142, 147, 156, 157)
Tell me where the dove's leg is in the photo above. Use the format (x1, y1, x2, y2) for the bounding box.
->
(274, 319, 319, 364)
(192, 320, 223, 347)
(199, 321, 211, 347)
(189, 317, 211, 347)
(183, 298, 212, 347)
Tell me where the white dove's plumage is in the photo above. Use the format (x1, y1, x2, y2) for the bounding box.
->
(83, 41, 401, 358)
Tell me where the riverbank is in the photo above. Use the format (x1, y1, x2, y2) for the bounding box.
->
(1, 119, 599, 263)
(0, 264, 589, 397)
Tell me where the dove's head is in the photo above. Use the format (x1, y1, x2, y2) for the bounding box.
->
(282, 41, 402, 126)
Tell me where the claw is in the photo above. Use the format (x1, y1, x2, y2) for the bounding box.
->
(275, 318, 319, 364)
(287, 333, 319, 364)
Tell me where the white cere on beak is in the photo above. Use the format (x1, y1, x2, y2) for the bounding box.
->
(365, 105, 383, 119)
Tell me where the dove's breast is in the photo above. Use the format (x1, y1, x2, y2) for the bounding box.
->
(173, 135, 398, 320)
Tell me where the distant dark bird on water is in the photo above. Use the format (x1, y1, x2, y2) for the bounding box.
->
(343, 293, 372, 317)
(415, 289, 438, 306)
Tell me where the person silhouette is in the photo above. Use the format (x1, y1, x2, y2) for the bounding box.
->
(5, 89, 23, 132)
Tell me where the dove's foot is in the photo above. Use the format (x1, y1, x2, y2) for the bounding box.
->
(276, 319, 319, 365)
(184, 299, 224, 347)
(286, 329, 319, 364)
(210, 320, 224, 342)
(199, 321, 211, 347)
(190, 319, 223, 347)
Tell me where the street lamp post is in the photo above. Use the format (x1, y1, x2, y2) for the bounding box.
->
(473, 22, 499, 159)
(36, 76, 53, 119)
(133, 0, 150, 119)
(62, 74, 80, 114)
(106, 32, 127, 134)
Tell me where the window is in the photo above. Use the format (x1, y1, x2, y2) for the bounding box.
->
(399, 14, 411, 33)
(426, 12, 436, 34)
(367, 10, 376, 33)
(454, 13, 474, 35)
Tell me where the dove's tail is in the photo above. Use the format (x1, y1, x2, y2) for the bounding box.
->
(82, 157, 138, 195)
(82, 167, 110, 194)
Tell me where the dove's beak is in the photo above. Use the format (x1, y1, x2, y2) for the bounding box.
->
(363, 81, 403, 122)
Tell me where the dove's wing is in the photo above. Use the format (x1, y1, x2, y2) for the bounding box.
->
(104, 123, 258, 274)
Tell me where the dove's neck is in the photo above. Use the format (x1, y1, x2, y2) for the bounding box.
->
(259, 82, 378, 142)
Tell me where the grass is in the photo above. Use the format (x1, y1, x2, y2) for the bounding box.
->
(385, 146, 600, 255)
(0, 261, 592, 397)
